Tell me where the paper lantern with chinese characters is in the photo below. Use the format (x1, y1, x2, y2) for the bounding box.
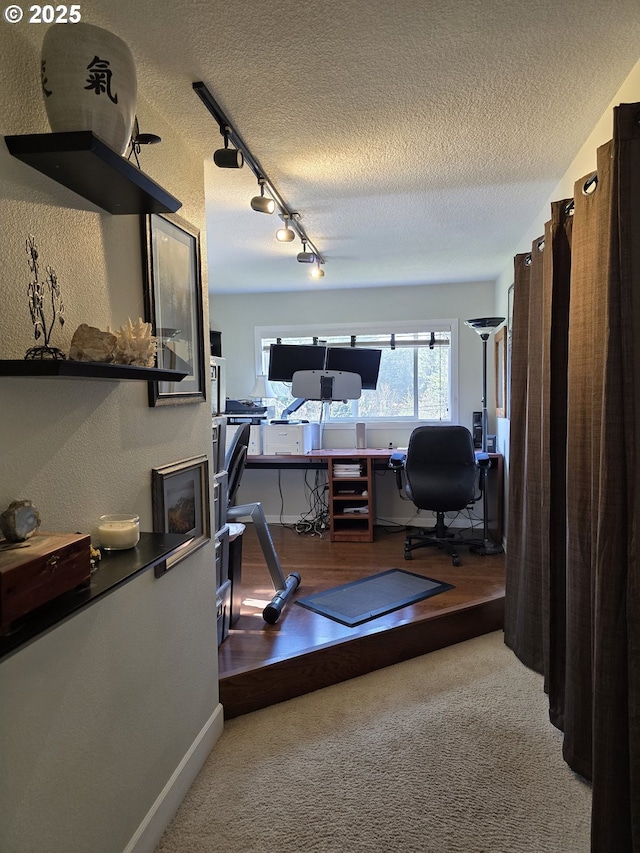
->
(41, 23, 137, 155)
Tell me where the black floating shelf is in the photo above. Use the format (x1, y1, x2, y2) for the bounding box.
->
(0, 532, 191, 661)
(4, 131, 182, 215)
(0, 359, 188, 382)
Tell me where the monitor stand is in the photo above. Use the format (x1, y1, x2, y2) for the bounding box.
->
(276, 398, 308, 422)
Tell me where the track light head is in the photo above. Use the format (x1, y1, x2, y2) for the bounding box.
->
(213, 147, 244, 168)
(276, 226, 295, 242)
(310, 264, 325, 279)
(297, 251, 316, 263)
(276, 215, 296, 242)
(251, 195, 275, 214)
(213, 127, 243, 168)
(297, 240, 315, 263)
(250, 179, 275, 214)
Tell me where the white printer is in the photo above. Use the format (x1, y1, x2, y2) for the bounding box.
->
(262, 422, 320, 455)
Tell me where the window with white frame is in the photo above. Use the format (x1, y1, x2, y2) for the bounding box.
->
(255, 320, 458, 423)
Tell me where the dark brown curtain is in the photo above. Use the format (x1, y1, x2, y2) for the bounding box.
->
(504, 252, 539, 668)
(504, 102, 640, 851)
(541, 202, 572, 729)
(505, 210, 572, 682)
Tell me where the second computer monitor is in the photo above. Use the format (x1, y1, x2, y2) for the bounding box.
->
(325, 347, 381, 390)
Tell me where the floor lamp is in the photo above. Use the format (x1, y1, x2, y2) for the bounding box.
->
(464, 316, 505, 556)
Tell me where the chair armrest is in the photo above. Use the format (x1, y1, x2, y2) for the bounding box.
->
(475, 452, 491, 469)
(474, 451, 491, 499)
(388, 451, 407, 494)
(388, 451, 406, 470)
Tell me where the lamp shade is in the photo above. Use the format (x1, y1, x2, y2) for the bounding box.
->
(250, 374, 276, 399)
(464, 317, 505, 336)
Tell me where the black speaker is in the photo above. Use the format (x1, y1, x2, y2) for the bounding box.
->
(472, 411, 483, 448)
(210, 330, 222, 357)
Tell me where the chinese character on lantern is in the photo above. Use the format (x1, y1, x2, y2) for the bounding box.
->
(85, 55, 118, 104)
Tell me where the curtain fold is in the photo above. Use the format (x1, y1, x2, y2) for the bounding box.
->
(616, 103, 640, 853)
(504, 101, 640, 851)
(504, 253, 539, 667)
(562, 156, 606, 783)
(541, 202, 572, 729)
(588, 105, 640, 853)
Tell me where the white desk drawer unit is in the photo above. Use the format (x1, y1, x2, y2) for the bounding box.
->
(262, 422, 319, 455)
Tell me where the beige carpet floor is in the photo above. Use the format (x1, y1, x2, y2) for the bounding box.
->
(156, 631, 592, 853)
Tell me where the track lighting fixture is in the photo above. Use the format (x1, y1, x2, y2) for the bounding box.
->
(250, 178, 275, 214)
(310, 262, 325, 279)
(297, 240, 316, 264)
(276, 215, 296, 243)
(194, 82, 325, 268)
(213, 126, 244, 169)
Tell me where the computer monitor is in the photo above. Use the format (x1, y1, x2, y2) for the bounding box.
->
(267, 344, 327, 382)
(325, 347, 382, 390)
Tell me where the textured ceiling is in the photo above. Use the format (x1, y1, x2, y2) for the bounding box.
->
(43, 1, 640, 292)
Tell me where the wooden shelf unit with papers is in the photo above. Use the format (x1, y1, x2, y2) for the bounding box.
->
(328, 455, 375, 542)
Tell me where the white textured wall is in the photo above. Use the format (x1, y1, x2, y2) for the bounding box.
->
(0, 25, 219, 853)
(210, 280, 497, 522)
(492, 59, 640, 546)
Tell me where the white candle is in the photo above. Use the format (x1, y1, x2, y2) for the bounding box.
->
(97, 515, 140, 550)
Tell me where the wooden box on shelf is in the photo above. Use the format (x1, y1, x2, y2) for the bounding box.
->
(0, 532, 91, 635)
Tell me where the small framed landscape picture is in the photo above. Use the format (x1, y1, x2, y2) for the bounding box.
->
(152, 455, 210, 576)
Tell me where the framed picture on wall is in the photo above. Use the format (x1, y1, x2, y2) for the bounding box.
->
(143, 213, 207, 407)
(152, 455, 210, 576)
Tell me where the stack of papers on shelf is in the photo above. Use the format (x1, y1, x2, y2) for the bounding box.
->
(343, 506, 369, 514)
(333, 463, 363, 477)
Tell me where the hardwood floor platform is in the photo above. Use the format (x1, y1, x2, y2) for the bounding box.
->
(218, 524, 505, 718)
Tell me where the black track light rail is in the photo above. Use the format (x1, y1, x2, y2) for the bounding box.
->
(193, 81, 324, 264)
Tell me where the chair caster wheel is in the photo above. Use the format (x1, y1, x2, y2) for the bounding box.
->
(404, 552, 412, 561)
(453, 558, 461, 567)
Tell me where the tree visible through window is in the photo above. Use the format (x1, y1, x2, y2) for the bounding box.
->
(257, 323, 456, 423)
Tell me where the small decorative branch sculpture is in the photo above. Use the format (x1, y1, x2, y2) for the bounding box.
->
(25, 234, 66, 360)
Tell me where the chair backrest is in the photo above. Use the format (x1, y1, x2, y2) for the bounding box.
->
(225, 423, 251, 507)
(404, 425, 476, 512)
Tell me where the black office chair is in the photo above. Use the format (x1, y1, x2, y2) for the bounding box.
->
(224, 424, 301, 623)
(226, 423, 251, 508)
(390, 425, 479, 566)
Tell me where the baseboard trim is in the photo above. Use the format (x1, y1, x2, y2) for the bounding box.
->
(123, 703, 224, 853)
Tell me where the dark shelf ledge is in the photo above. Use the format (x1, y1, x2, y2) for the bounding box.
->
(0, 360, 188, 382)
(0, 532, 191, 661)
(4, 131, 182, 215)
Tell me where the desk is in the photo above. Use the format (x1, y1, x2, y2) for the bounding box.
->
(246, 450, 504, 544)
